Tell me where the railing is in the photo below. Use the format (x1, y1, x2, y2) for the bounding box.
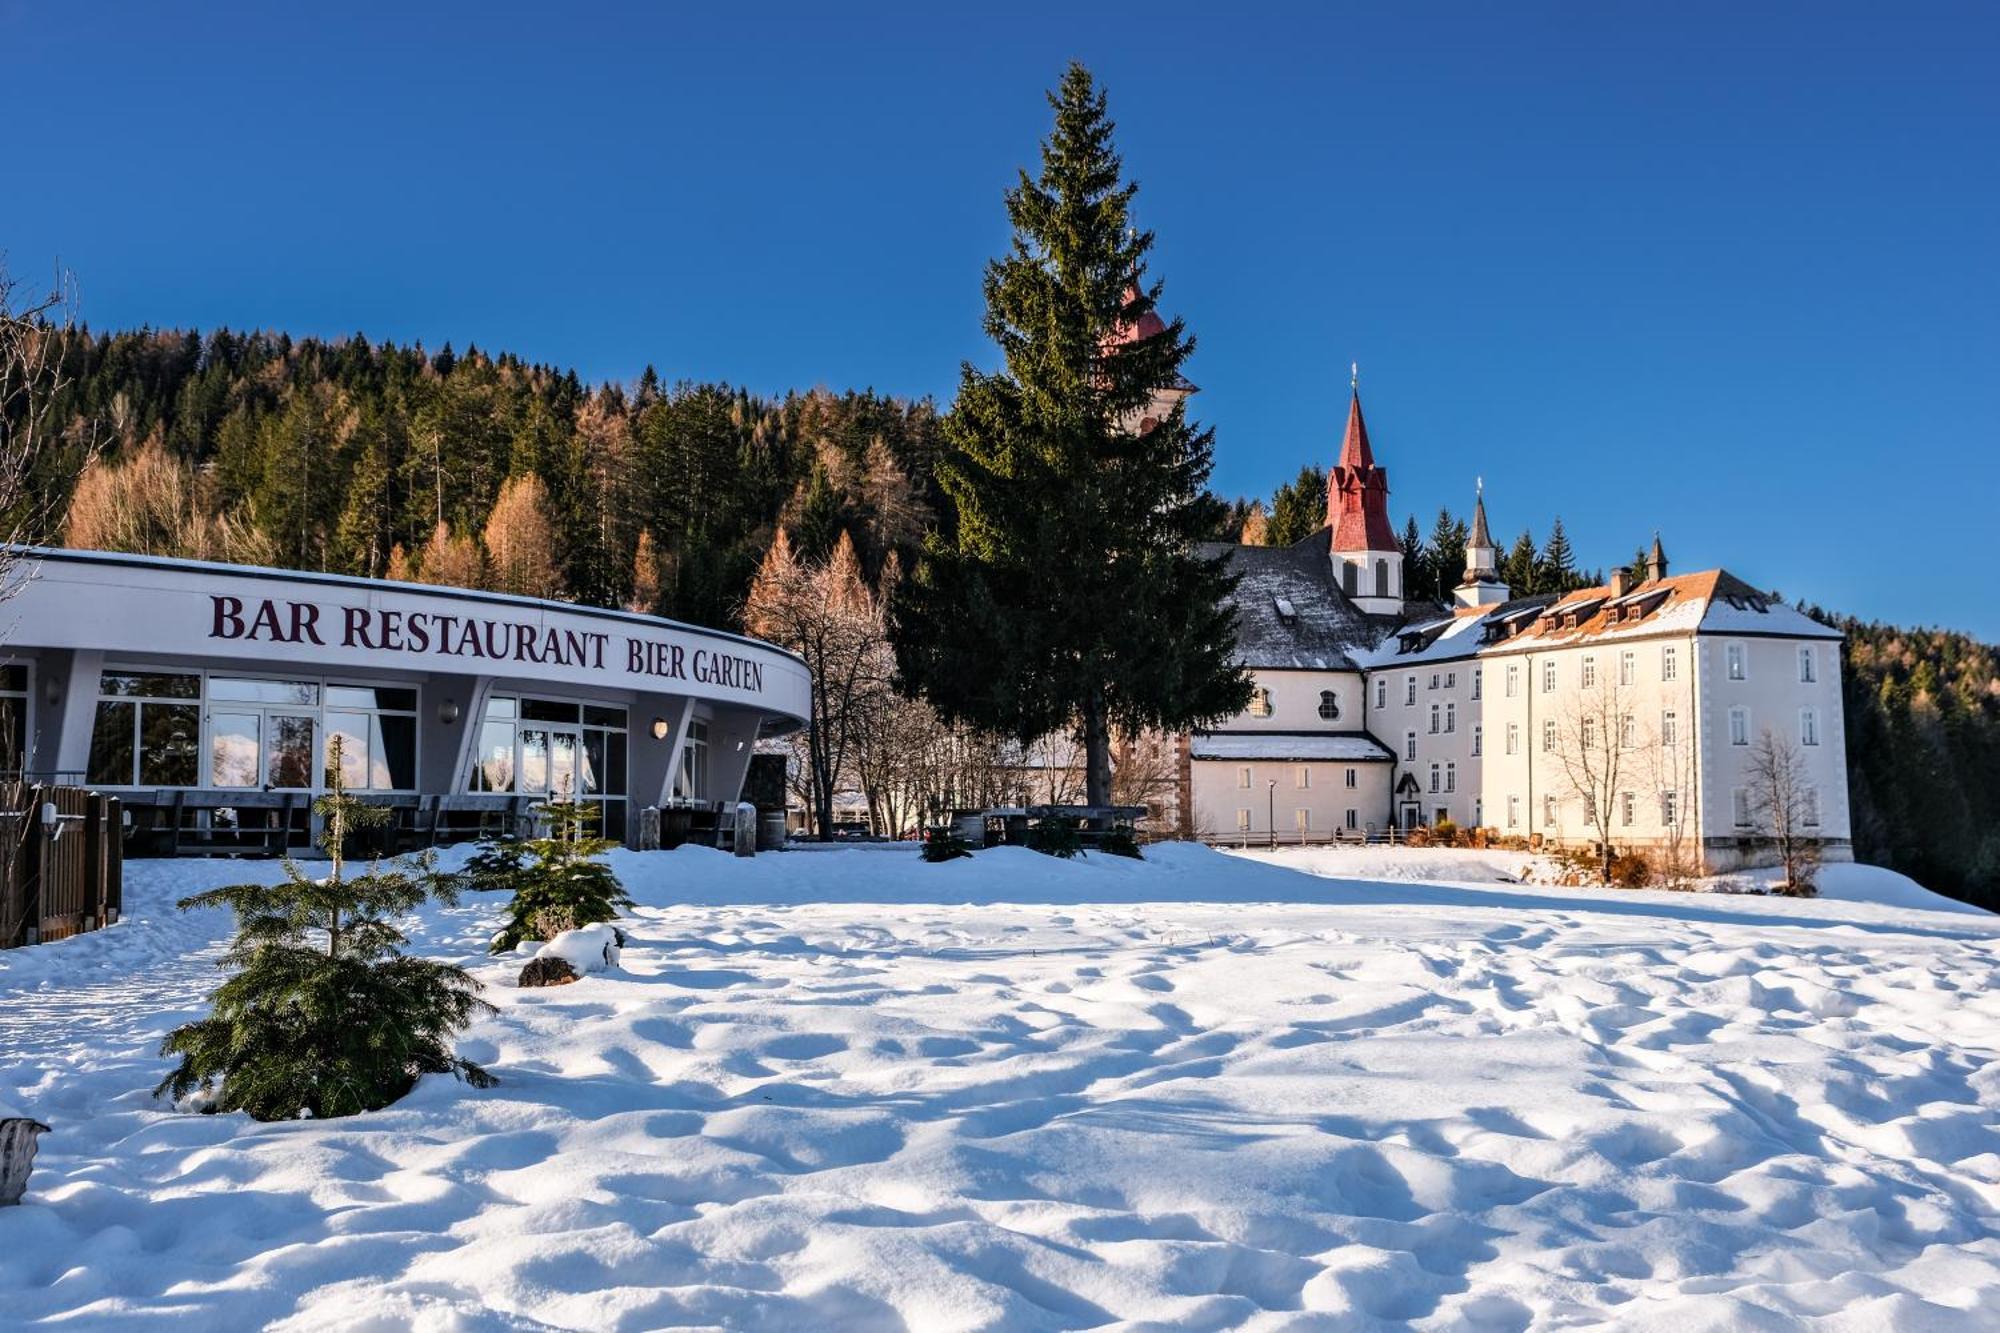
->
(1222, 826, 1416, 849)
(0, 785, 124, 949)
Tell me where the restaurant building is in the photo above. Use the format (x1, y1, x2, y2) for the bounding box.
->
(0, 548, 810, 849)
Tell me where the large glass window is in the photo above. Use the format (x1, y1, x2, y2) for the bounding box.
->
(469, 694, 629, 834)
(673, 719, 710, 800)
(92, 669, 413, 792)
(91, 672, 200, 786)
(324, 710, 416, 790)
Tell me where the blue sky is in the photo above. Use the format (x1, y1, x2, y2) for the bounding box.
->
(9, 3, 1998, 637)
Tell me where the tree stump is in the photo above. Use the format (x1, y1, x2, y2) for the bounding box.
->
(0, 1113, 50, 1206)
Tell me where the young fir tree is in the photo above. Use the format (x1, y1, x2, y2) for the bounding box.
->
(1267, 464, 1327, 546)
(1427, 508, 1469, 602)
(465, 799, 631, 952)
(156, 737, 495, 1121)
(1540, 516, 1581, 593)
(892, 63, 1249, 806)
(1400, 515, 1430, 601)
(1503, 528, 1539, 596)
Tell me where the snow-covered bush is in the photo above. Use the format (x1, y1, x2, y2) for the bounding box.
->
(464, 799, 631, 953)
(156, 738, 495, 1121)
(535, 923, 621, 976)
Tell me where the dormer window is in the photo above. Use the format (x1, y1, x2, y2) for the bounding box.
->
(1272, 596, 1296, 624)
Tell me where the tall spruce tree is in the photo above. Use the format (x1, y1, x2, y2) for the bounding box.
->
(892, 63, 1248, 806)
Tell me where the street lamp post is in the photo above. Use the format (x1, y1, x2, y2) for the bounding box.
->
(1267, 779, 1276, 850)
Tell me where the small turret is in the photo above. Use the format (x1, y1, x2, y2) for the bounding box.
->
(1454, 481, 1509, 607)
(1647, 533, 1668, 583)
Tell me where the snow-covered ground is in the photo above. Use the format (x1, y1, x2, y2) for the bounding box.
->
(3, 842, 1997, 1330)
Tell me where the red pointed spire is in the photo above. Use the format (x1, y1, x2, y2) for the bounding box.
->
(1327, 385, 1396, 551)
(1337, 388, 1376, 471)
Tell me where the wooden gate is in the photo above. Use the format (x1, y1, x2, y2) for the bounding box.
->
(0, 785, 124, 949)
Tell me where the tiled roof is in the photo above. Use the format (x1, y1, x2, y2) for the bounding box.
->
(1485, 569, 1839, 650)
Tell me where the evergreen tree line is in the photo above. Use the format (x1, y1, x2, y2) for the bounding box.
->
(1237, 462, 1604, 602)
(1808, 612, 2000, 910)
(33, 328, 945, 630)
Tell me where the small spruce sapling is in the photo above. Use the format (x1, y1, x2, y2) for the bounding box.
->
(921, 825, 973, 862)
(157, 737, 496, 1120)
(465, 798, 631, 952)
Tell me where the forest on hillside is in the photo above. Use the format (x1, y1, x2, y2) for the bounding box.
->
(36, 327, 948, 630)
(17, 326, 2000, 907)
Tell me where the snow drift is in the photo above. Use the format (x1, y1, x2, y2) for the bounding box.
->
(2, 843, 1995, 1329)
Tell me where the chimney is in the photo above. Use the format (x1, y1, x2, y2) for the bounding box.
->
(1610, 568, 1631, 599)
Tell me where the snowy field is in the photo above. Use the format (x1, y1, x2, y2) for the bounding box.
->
(3, 842, 1998, 1330)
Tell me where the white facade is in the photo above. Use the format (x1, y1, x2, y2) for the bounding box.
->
(1360, 573, 1851, 868)
(0, 548, 810, 847)
(1186, 668, 1393, 841)
(1183, 564, 1851, 870)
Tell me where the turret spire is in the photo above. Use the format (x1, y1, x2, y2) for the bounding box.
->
(1326, 374, 1403, 614)
(1455, 480, 1508, 607)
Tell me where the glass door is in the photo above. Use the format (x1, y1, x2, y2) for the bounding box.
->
(265, 713, 317, 790)
(549, 729, 579, 800)
(211, 711, 261, 788)
(518, 726, 587, 799)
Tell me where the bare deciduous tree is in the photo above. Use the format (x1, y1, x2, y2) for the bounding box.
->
(417, 520, 486, 590)
(745, 528, 888, 840)
(1745, 728, 1821, 896)
(66, 429, 275, 565)
(1641, 712, 1699, 889)
(1, 260, 90, 602)
(483, 474, 566, 598)
(1549, 663, 1634, 883)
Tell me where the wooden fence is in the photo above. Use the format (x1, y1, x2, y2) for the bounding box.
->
(0, 785, 123, 949)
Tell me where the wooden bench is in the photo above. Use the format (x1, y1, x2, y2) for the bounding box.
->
(118, 789, 306, 857)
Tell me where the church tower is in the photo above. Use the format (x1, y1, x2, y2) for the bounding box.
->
(1327, 370, 1403, 615)
(1455, 482, 1509, 607)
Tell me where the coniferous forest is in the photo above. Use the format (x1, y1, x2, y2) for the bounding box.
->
(16, 324, 2000, 908)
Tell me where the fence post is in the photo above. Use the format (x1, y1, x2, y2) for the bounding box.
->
(105, 796, 122, 924)
(84, 793, 103, 933)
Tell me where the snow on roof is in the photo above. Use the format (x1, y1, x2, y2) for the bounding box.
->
(1350, 596, 1554, 669)
(1199, 529, 1389, 670)
(1191, 731, 1395, 762)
